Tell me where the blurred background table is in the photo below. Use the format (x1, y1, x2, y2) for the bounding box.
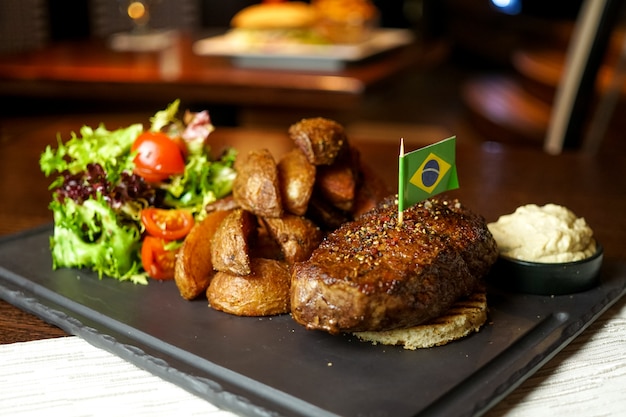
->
(0, 31, 420, 112)
(0, 30, 425, 130)
(2, 0, 625, 149)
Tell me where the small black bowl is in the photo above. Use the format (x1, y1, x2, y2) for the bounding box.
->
(488, 245, 604, 295)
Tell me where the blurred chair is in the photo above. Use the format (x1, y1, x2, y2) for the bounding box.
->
(0, 0, 49, 53)
(582, 30, 626, 153)
(544, 0, 624, 154)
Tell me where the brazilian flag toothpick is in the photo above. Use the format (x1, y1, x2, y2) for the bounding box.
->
(398, 136, 459, 224)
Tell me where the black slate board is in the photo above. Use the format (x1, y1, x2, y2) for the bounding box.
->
(1, 225, 625, 417)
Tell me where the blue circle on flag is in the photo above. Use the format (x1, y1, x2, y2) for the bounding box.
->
(422, 159, 440, 187)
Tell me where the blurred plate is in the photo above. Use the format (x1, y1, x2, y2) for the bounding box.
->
(193, 29, 414, 71)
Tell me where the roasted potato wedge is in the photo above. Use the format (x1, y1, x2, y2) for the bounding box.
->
(194, 116, 392, 318)
(205, 195, 240, 213)
(277, 148, 316, 216)
(207, 258, 291, 316)
(351, 159, 392, 217)
(262, 214, 323, 264)
(210, 209, 257, 276)
(174, 210, 232, 300)
(250, 222, 284, 261)
(314, 147, 360, 212)
(288, 117, 348, 166)
(306, 195, 351, 231)
(232, 149, 282, 218)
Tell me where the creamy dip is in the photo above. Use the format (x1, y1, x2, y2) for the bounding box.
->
(487, 204, 596, 263)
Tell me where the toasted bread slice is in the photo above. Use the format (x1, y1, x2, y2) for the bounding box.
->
(353, 288, 488, 350)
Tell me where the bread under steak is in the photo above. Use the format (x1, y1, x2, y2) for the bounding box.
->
(353, 287, 488, 349)
(290, 196, 498, 338)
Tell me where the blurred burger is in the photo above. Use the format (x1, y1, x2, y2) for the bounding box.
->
(228, 0, 378, 46)
(229, 1, 328, 46)
(312, 0, 379, 43)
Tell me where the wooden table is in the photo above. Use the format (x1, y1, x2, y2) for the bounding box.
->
(1, 112, 625, 414)
(0, 31, 421, 112)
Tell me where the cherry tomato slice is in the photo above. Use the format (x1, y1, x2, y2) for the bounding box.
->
(141, 236, 177, 280)
(132, 131, 186, 182)
(133, 165, 172, 183)
(171, 136, 189, 158)
(141, 208, 194, 241)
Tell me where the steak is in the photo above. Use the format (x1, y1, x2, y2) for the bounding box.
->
(290, 196, 498, 334)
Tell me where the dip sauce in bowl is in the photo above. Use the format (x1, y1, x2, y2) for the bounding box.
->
(487, 204, 603, 295)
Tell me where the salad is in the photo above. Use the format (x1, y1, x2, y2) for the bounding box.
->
(39, 100, 237, 284)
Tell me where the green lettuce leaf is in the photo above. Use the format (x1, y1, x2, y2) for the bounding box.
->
(49, 196, 146, 284)
(40, 123, 142, 179)
(161, 147, 237, 218)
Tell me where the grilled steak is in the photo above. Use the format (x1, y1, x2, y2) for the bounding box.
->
(291, 196, 498, 334)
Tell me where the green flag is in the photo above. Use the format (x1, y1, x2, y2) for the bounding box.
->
(398, 136, 459, 213)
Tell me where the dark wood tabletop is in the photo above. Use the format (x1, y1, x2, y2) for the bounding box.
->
(0, 31, 422, 111)
(1, 111, 625, 347)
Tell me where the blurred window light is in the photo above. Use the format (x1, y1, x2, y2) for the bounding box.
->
(490, 0, 522, 15)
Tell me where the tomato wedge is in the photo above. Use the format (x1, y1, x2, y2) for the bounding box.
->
(141, 208, 194, 241)
(133, 165, 175, 183)
(141, 236, 177, 280)
(132, 131, 186, 182)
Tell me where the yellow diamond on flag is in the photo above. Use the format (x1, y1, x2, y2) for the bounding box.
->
(398, 136, 458, 213)
(409, 152, 452, 194)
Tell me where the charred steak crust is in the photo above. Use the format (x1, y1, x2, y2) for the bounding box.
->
(290, 196, 498, 334)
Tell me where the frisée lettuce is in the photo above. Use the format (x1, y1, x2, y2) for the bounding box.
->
(40, 123, 141, 179)
(39, 101, 237, 284)
(49, 196, 144, 283)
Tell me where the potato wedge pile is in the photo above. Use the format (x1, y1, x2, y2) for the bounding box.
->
(174, 117, 390, 316)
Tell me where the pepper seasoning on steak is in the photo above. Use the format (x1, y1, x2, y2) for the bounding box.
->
(290, 196, 498, 334)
